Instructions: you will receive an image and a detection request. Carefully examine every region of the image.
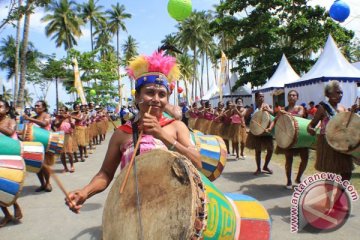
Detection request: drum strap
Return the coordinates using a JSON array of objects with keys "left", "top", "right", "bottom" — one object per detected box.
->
[{"left": 131, "top": 121, "right": 144, "bottom": 240}]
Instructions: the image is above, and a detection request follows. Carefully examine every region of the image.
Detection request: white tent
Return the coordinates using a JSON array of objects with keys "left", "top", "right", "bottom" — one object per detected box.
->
[
  {"left": 284, "top": 35, "right": 360, "bottom": 107},
  {"left": 253, "top": 54, "right": 300, "bottom": 106},
  {"left": 209, "top": 73, "right": 252, "bottom": 107},
  {"left": 353, "top": 62, "right": 360, "bottom": 71}
]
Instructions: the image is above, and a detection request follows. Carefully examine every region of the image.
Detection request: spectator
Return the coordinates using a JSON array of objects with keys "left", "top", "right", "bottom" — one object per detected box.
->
[{"left": 307, "top": 101, "right": 317, "bottom": 119}]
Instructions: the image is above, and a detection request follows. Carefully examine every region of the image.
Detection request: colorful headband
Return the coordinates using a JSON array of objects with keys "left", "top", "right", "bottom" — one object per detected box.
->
[{"left": 126, "top": 51, "right": 180, "bottom": 92}]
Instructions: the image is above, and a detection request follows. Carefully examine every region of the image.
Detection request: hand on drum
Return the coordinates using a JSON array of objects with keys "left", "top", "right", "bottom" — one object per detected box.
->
[
  {"left": 307, "top": 127, "right": 316, "bottom": 136},
  {"left": 138, "top": 112, "right": 163, "bottom": 139},
  {"left": 65, "top": 190, "right": 88, "bottom": 214}
]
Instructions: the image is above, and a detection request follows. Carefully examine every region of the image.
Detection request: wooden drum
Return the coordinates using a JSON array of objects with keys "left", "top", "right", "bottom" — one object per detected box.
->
[
  {"left": 326, "top": 112, "right": 360, "bottom": 158},
  {"left": 250, "top": 111, "right": 274, "bottom": 136},
  {"left": 102, "top": 149, "right": 271, "bottom": 240},
  {"left": 275, "top": 114, "right": 317, "bottom": 149},
  {"left": 0, "top": 156, "right": 26, "bottom": 207}
]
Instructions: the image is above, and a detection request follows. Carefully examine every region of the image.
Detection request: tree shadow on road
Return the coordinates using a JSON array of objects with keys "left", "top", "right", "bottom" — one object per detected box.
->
[
  {"left": 220, "top": 170, "right": 272, "bottom": 184},
  {"left": 70, "top": 225, "right": 102, "bottom": 240}
]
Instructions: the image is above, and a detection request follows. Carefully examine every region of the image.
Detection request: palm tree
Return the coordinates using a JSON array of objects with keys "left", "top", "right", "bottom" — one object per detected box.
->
[
  {"left": 42, "top": 0, "right": 83, "bottom": 50},
  {"left": 160, "top": 34, "right": 181, "bottom": 57},
  {"left": 17, "top": 0, "right": 33, "bottom": 108},
  {"left": 106, "top": 3, "right": 131, "bottom": 107},
  {"left": 23, "top": 88, "right": 33, "bottom": 106},
  {"left": 0, "top": 36, "right": 16, "bottom": 81},
  {"left": 178, "top": 54, "right": 194, "bottom": 104},
  {"left": 177, "top": 11, "right": 209, "bottom": 100},
  {"left": 14, "top": 0, "right": 23, "bottom": 105},
  {"left": 78, "top": 0, "right": 106, "bottom": 51},
  {"left": 1, "top": 86, "right": 13, "bottom": 102},
  {"left": 94, "top": 21, "right": 114, "bottom": 60},
  {"left": 122, "top": 35, "right": 138, "bottom": 90}
]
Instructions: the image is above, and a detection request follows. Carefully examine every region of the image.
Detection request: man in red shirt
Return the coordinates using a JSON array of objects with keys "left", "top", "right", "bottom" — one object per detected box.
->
[{"left": 307, "top": 101, "right": 317, "bottom": 119}]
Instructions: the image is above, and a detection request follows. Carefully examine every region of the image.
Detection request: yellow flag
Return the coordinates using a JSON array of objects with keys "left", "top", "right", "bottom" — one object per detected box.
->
[
  {"left": 72, "top": 58, "right": 87, "bottom": 105},
  {"left": 219, "top": 51, "right": 228, "bottom": 102}
]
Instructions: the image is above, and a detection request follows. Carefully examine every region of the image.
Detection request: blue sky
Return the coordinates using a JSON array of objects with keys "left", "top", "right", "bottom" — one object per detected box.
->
[{"left": 0, "top": 0, "right": 359, "bottom": 109}]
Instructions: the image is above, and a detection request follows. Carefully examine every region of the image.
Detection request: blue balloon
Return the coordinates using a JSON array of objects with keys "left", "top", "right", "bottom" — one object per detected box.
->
[{"left": 329, "top": 0, "right": 350, "bottom": 23}]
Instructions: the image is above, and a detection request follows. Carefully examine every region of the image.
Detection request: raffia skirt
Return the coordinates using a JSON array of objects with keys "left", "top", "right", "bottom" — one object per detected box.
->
[
  {"left": 275, "top": 146, "right": 309, "bottom": 156},
  {"left": 194, "top": 118, "right": 204, "bottom": 132},
  {"left": 44, "top": 152, "right": 55, "bottom": 166},
  {"left": 221, "top": 124, "right": 232, "bottom": 140},
  {"left": 84, "top": 126, "right": 89, "bottom": 146},
  {"left": 75, "top": 126, "right": 87, "bottom": 147},
  {"left": 208, "top": 121, "right": 223, "bottom": 136},
  {"left": 228, "top": 124, "right": 247, "bottom": 143},
  {"left": 188, "top": 117, "right": 197, "bottom": 129},
  {"left": 62, "top": 133, "right": 74, "bottom": 154},
  {"left": 246, "top": 132, "right": 273, "bottom": 151},
  {"left": 200, "top": 119, "right": 212, "bottom": 134},
  {"left": 315, "top": 134, "right": 354, "bottom": 174}
]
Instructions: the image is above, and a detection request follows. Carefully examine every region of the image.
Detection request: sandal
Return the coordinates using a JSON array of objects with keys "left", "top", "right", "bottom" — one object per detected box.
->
[{"left": 262, "top": 168, "right": 273, "bottom": 174}]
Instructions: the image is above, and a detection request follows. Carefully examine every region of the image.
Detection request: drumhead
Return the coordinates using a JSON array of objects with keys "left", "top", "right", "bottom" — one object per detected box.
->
[
  {"left": 275, "top": 114, "right": 296, "bottom": 149},
  {"left": 326, "top": 112, "right": 360, "bottom": 153},
  {"left": 250, "top": 111, "right": 271, "bottom": 136},
  {"left": 103, "top": 149, "right": 204, "bottom": 240}
]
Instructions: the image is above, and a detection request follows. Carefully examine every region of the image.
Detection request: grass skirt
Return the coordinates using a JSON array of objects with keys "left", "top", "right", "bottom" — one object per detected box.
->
[
  {"left": 44, "top": 152, "right": 55, "bottom": 166},
  {"left": 188, "top": 118, "right": 197, "bottom": 129},
  {"left": 209, "top": 122, "right": 223, "bottom": 136},
  {"left": 315, "top": 134, "right": 354, "bottom": 174},
  {"left": 275, "top": 146, "right": 308, "bottom": 156},
  {"left": 221, "top": 124, "right": 232, "bottom": 140},
  {"left": 62, "top": 133, "right": 74, "bottom": 153},
  {"left": 74, "top": 126, "right": 87, "bottom": 147},
  {"left": 194, "top": 118, "right": 204, "bottom": 131},
  {"left": 229, "top": 124, "right": 247, "bottom": 143},
  {"left": 246, "top": 132, "right": 273, "bottom": 151},
  {"left": 199, "top": 119, "right": 212, "bottom": 134}
]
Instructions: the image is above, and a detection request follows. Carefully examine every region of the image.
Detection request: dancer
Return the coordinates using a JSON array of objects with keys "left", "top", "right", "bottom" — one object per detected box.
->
[
  {"left": 0, "top": 100, "right": 23, "bottom": 227},
  {"left": 54, "top": 106, "right": 75, "bottom": 173},
  {"left": 65, "top": 51, "right": 201, "bottom": 213}
]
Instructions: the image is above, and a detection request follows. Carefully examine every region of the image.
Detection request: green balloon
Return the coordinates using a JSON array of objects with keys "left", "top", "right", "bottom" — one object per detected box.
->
[
  {"left": 90, "top": 89, "right": 96, "bottom": 96},
  {"left": 167, "top": 0, "right": 192, "bottom": 21}
]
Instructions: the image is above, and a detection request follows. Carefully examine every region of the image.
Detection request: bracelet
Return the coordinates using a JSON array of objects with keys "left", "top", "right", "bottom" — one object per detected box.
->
[{"left": 169, "top": 140, "right": 177, "bottom": 150}]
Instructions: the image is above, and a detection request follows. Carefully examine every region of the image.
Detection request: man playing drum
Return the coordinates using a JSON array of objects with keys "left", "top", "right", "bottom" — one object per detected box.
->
[
  {"left": 268, "top": 90, "right": 309, "bottom": 189},
  {"left": 307, "top": 80, "right": 358, "bottom": 181},
  {"left": 65, "top": 51, "right": 201, "bottom": 214},
  {"left": 246, "top": 92, "right": 274, "bottom": 175}
]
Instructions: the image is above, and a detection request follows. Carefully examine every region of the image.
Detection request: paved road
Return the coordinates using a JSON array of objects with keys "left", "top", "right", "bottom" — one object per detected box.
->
[{"left": 1, "top": 132, "right": 359, "bottom": 239}]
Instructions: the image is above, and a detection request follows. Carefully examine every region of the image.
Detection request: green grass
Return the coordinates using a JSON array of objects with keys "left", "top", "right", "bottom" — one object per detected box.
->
[{"left": 244, "top": 148, "right": 360, "bottom": 190}]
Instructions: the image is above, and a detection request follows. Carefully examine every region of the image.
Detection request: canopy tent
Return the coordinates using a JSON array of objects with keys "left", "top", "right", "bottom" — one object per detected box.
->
[
  {"left": 253, "top": 54, "right": 300, "bottom": 106},
  {"left": 353, "top": 62, "right": 360, "bottom": 70},
  {"left": 209, "top": 73, "right": 252, "bottom": 107},
  {"left": 285, "top": 35, "right": 360, "bottom": 107}
]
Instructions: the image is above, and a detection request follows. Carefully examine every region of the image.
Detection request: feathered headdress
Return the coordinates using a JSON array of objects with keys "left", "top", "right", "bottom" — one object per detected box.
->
[{"left": 126, "top": 51, "right": 180, "bottom": 92}]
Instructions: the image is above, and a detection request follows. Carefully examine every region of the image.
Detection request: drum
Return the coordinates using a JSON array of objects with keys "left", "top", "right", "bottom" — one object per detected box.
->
[
  {"left": 102, "top": 149, "right": 271, "bottom": 240},
  {"left": 190, "top": 131, "right": 227, "bottom": 181},
  {"left": 23, "top": 124, "right": 64, "bottom": 154},
  {"left": 326, "top": 112, "right": 360, "bottom": 158},
  {"left": 250, "top": 111, "right": 274, "bottom": 136},
  {"left": 0, "top": 134, "right": 45, "bottom": 173},
  {"left": 225, "top": 193, "right": 271, "bottom": 240},
  {"left": 0, "top": 156, "right": 26, "bottom": 207},
  {"left": 275, "top": 114, "right": 317, "bottom": 149}
]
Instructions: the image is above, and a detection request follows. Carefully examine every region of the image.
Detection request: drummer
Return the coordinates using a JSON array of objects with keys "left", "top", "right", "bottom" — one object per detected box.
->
[
  {"left": 65, "top": 51, "right": 202, "bottom": 213},
  {"left": 268, "top": 90, "right": 309, "bottom": 189},
  {"left": 307, "top": 80, "right": 357, "bottom": 181},
  {"left": 22, "top": 100, "right": 54, "bottom": 192},
  {"left": 0, "top": 100, "right": 23, "bottom": 227},
  {"left": 246, "top": 92, "right": 274, "bottom": 175}
]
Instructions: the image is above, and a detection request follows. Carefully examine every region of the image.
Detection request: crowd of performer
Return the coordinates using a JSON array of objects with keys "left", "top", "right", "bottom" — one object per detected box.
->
[
  {"left": 0, "top": 99, "right": 110, "bottom": 227},
  {"left": 185, "top": 80, "right": 359, "bottom": 189}
]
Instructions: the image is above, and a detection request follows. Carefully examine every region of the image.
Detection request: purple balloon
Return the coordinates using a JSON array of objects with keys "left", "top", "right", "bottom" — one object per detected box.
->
[{"left": 329, "top": 0, "right": 350, "bottom": 22}]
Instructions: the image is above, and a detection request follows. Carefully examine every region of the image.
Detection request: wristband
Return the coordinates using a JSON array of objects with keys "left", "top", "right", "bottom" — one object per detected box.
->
[{"left": 169, "top": 140, "right": 177, "bottom": 150}]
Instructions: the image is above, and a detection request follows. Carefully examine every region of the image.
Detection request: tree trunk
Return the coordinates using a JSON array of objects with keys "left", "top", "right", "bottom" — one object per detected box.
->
[
  {"left": 206, "top": 52, "right": 210, "bottom": 91},
  {"left": 90, "top": 21, "right": 93, "bottom": 51},
  {"left": 55, "top": 77, "right": 59, "bottom": 111},
  {"left": 193, "top": 46, "right": 197, "bottom": 101},
  {"left": 17, "top": 0, "right": 33, "bottom": 108},
  {"left": 200, "top": 53, "right": 204, "bottom": 97},
  {"left": 116, "top": 29, "right": 123, "bottom": 108},
  {"left": 14, "top": 0, "right": 23, "bottom": 106}
]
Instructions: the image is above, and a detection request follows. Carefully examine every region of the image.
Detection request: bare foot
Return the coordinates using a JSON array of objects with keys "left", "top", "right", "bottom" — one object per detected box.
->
[
  {"left": 44, "top": 184, "right": 52, "bottom": 192},
  {"left": 69, "top": 167, "right": 75, "bottom": 173},
  {"left": 14, "top": 206, "right": 23, "bottom": 220},
  {"left": 0, "top": 215, "right": 12, "bottom": 228},
  {"left": 254, "top": 170, "right": 262, "bottom": 175},
  {"left": 262, "top": 168, "right": 273, "bottom": 174}
]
